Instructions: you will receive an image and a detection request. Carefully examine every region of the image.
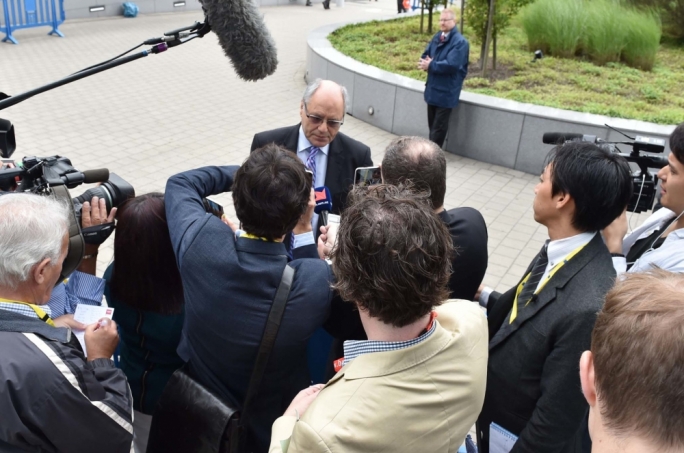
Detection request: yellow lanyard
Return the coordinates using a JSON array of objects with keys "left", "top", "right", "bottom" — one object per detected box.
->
[
  {"left": 240, "top": 232, "right": 283, "bottom": 243},
  {"left": 510, "top": 243, "right": 587, "bottom": 324},
  {"left": 0, "top": 298, "right": 55, "bottom": 326}
]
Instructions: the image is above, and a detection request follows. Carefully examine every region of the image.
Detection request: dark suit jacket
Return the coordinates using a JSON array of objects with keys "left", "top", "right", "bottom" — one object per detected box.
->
[
  {"left": 251, "top": 124, "right": 373, "bottom": 216},
  {"left": 478, "top": 233, "right": 615, "bottom": 453},
  {"left": 165, "top": 166, "right": 334, "bottom": 453},
  {"left": 439, "top": 207, "right": 488, "bottom": 300}
]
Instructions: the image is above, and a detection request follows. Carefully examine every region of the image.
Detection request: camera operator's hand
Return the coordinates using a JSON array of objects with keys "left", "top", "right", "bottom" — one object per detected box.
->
[
  {"left": 53, "top": 314, "right": 87, "bottom": 331},
  {"left": 81, "top": 196, "right": 117, "bottom": 230},
  {"left": 293, "top": 188, "right": 315, "bottom": 235},
  {"left": 602, "top": 209, "right": 628, "bottom": 254},
  {"left": 77, "top": 196, "right": 117, "bottom": 275},
  {"left": 84, "top": 318, "right": 119, "bottom": 361}
]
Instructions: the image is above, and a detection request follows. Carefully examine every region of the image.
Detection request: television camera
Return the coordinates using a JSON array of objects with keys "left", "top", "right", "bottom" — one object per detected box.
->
[
  {"left": 543, "top": 126, "right": 668, "bottom": 213},
  {"left": 0, "top": 118, "right": 135, "bottom": 280}
]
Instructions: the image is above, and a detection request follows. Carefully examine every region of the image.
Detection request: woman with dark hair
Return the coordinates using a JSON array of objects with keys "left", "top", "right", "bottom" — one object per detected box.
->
[{"left": 103, "top": 192, "right": 185, "bottom": 453}]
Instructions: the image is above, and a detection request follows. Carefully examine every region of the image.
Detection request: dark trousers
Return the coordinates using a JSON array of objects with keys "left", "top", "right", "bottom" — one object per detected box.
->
[
  {"left": 427, "top": 104, "right": 452, "bottom": 148},
  {"left": 397, "top": 0, "right": 406, "bottom": 12}
]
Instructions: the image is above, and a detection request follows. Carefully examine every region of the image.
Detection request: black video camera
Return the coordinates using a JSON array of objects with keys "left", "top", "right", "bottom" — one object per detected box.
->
[
  {"left": 542, "top": 128, "right": 668, "bottom": 213},
  {"left": 0, "top": 118, "right": 135, "bottom": 280}
]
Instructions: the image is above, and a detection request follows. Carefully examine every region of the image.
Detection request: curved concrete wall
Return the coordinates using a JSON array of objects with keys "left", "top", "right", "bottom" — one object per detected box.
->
[{"left": 306, "top": 20, "right": 677, "bottom": 174}]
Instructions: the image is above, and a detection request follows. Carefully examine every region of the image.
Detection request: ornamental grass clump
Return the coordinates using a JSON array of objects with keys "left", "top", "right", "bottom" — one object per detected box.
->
[
  {"left": 520, "top": 0, "right": 662, "bottom": 70},
  {"left": 521, "top": 0, "right": 585, "bottom": 57}
]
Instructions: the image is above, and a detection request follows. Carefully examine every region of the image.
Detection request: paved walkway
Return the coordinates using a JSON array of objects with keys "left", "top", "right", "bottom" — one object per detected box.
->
[{"left": 0, "top": 4, "right": 646, "bottom": 291}]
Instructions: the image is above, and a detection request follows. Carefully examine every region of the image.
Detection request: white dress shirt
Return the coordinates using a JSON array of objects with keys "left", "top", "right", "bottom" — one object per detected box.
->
[
  {"left": 613, "top": 208, "right": 684, "bottom": 275},
  {"left": 297, "top": 126, "right": 330, "bottom": 232}
]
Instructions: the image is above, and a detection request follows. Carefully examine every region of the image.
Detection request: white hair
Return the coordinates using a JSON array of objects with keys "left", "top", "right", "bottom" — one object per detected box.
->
[
  {"left": 302, "top": 79, "right": 349, "bottom": 114},
  {"left": 0, "top": 194, "right": 69, "bottom": 289}
]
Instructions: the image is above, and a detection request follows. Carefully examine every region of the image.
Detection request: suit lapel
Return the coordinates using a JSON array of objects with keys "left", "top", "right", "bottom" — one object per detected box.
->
[
  {"left": 489, "top": 234, "right": 604, "bottom": 350},
  {"left": 324, "top": 137, "right": 344, "bottom": 191},
  {"left": 284, "top": 124, "right": 301, "bottom": 153}
]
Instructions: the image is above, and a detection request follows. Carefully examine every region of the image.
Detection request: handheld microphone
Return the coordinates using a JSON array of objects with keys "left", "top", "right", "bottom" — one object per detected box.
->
[
  {"left": 199, "top": 0, "right": 278, "bottom": 81},
  {"left": 314, "top": 186, "right": 333, "bottom": 226}
]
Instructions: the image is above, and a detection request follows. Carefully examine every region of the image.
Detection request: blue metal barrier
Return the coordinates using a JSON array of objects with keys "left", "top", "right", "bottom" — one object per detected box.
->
[{"left": 1, "top": 0, "right": 65, "bottom": 45}]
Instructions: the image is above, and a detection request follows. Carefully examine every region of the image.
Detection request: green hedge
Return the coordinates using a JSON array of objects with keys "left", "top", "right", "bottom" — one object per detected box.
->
[{"left": 521, "top": 0, "right": 661, "bottom": 70}]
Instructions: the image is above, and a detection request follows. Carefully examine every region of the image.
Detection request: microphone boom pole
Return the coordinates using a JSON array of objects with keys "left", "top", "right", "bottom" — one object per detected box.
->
[
  {"left": 0, "top": 18, "right": 210, "bottom": 113},
  {"left": 0, "top": 44, "right": 168, "bottom": 112}
]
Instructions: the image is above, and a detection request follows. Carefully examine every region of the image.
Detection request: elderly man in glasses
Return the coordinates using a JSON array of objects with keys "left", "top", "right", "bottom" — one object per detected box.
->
[{"left": 251, "top": 79, "right": 373, "bottom": 240}]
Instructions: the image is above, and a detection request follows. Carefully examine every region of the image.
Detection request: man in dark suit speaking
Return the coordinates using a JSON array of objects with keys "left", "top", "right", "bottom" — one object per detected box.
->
[
  {"left": 476, "top": 142, "right": 633, "bottom": 453},
  {"left": 381, "top": 136, "right": 488, "bottom": 300},
  {"left": 251, "top": 79, "right": 373, "bottom": 226}
]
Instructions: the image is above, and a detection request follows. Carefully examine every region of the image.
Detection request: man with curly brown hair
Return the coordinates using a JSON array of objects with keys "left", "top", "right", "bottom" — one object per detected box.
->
[{"left": 268, "top": 184, "right": 488, "bottom": 453}]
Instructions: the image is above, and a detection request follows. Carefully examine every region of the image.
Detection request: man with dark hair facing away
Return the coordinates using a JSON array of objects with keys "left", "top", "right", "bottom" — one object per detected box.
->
[
  {"left": 381, "top": 135, "right": 488, "bottom": 300},
  {"left": 603, "top": 121, "right": 684, "bottom": 274},
  {"left": 476, "top": 142, "right": 634, "bottom": 453},
  {"left": 579, "top": 270, "right": 684, "bottom": 453},
  {"left": 164, "top": 144, "right": 333, "bottom": 452},
  {"left": 269, "top": 184, "right": 488, "bottom": 453}
]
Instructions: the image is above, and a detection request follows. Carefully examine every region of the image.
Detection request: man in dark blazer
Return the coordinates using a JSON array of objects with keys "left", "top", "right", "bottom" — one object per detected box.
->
[
  {"left": 251, "top": 79, "right": 373, "bottom": 227},
  {"left": 476, "top": 142, "right": 634, "bottom": 453},
  {"left": 418, "top": 9, "right": 469, "bottom": 148},
  {"left": 165, "top": 144, "right": 333, "bottom": 453},
  {"left": 320, "top": 135, "right": 488, "bottom": 381},
  {"left": 381, "top": 136, "right": 488, "bottom": 300}
]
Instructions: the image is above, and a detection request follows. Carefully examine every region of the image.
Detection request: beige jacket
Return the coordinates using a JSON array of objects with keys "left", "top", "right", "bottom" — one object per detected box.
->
[{"left": 269, "top": 300, "right": 488, "bottom": 453}]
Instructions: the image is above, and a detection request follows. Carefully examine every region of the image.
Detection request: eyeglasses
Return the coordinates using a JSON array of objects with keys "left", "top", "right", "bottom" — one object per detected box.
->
[
  {"left": 303, "top": 103, "right": 344, "bottom": 129},
  {"left": 439, "top": 18, "right": 454, "bottom": 22}
]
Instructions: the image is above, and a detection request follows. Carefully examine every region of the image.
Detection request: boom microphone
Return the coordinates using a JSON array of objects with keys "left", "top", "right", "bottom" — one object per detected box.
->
[
  {"left": 314, "top": 186, "right": 333, "bottom": 226},
  {"left": 199, "top": 0, "right": 278, "bottom": 81}
]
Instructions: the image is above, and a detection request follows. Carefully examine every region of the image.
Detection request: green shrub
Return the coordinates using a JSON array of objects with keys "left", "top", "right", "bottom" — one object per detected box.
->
[
  {"left": 621, "top": 9, "right": 662, "bottom": 70},
  {"left": 627, "top": 0, "right": 684, "bottom": 41},
  {"left": 520, "top": 0, "right": 662, "bottom": 70},
  {"left": 584, "top": 0, "right": 629, "bottom": 65},
  {"left": 520, "top": 0, "right": 585, "bottom": 57}
]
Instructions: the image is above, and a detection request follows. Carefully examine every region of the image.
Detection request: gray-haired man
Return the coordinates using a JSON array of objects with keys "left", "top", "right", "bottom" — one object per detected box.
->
[
  {"left": 0, "top": 193, "right": 133, "bottom": 453},
  {"left": 251, "top": 79, "right": 373, "bottom": 232}
]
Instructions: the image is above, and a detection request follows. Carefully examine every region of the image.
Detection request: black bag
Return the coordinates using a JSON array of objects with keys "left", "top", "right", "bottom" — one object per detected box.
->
[{"left": 146, "top": 265, "right": 296, "bottom": 453}]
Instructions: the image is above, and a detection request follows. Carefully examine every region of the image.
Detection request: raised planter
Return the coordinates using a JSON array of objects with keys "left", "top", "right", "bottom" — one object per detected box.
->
[{"left": 306, "top": 19, "right": 677, "bottom": 174}]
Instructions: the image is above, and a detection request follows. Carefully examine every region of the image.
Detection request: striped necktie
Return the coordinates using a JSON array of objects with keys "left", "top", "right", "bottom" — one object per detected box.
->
[
  {"left": 306, "top": 146, "right": 320, "bottom": 184},
  {"left": 516, "top": 243, "right": 549, "bottom": 309}
]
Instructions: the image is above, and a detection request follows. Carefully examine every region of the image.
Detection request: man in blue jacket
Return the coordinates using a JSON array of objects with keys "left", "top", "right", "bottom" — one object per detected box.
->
[
  {"left": 165, "top": 144, "right": 333, "bottom": 453},
  {"left": 418, "top": 9, "right": 469, "bottom": 148}
]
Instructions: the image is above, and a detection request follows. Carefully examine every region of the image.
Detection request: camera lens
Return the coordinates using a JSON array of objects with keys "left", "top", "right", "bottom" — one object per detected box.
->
[{"left": 72, "top": 173, "right": 135, "bottom": 219}]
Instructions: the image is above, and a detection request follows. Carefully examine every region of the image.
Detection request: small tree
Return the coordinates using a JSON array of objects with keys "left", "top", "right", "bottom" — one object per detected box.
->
[
  {"left": 465, "top": 0, "right": 534, "bottom": 69},
  {"left": 420, "top": 0, "right": 438, "bottom": 34}
]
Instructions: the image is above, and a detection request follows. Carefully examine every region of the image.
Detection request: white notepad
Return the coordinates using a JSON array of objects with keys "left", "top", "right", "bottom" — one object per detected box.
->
[
  {"left": 73, "top": 304, "right": 114, "bottom": 357},
  {"left": 490, "top": 422, "right": 518, "bottom": 453}
]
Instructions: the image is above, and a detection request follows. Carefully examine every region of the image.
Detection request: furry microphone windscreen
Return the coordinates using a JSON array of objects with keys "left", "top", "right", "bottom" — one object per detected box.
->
[{"left": 201, "top": 0, "right": 279, "bottom": 81}]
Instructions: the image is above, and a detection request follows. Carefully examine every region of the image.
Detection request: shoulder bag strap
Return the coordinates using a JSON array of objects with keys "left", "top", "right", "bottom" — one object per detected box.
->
[{"left": 240, "top": 264, "right": 295, "bottom": 423}]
